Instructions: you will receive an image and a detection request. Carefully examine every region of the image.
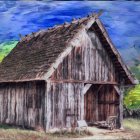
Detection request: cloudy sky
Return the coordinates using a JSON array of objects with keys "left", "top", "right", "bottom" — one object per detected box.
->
[{"left": 0, "top": 1, "right": 140, "bottom": 63}]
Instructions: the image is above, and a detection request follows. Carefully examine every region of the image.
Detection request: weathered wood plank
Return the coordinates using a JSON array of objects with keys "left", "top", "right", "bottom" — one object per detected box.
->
[{"left": 0, "top": 81, "right": 45, "bottom": 129}]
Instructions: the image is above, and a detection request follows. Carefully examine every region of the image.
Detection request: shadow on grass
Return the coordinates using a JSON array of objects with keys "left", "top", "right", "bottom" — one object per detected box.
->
[{"left": 0, "top": 124, "right": 34, "bottom": 131}]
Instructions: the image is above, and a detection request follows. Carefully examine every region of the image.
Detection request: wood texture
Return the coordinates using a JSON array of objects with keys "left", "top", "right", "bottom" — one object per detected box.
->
[
  {"left": 98, "top": 85, "right": 119, "bottom": 123},
  {"left": 50, "top": 30, "right": 118, "bottom": 83},
  {"left": 45, "top": 82, "right": 84, "bottom": 130},
  {"left": 0, "top": 18, "right": 129, "bottom": 131},
  {"left": 0, "top": 81, "right": 45, "bottom": 129},
  {"left": 45, "top": 27, "right": 122, "bottom": 129}
]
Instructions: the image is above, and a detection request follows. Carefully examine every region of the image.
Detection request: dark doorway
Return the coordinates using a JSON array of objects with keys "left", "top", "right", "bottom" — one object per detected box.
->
[{"left": 84, "top": 84, "right": 119, "bottom": 124}]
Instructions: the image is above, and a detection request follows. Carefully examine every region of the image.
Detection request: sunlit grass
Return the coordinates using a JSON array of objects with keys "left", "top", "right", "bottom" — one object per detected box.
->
[
  {"left": 123, "top": 118, "right": 140, "bottom": 131},
  {"left": 0, "top": 124, "right": 92, "bottom": 140},
  {"left": 0, "top": 119, "right": 139, "bottom": 140},
  {"left": 0, "top": 125, "right": 54, "bottom": 140}
]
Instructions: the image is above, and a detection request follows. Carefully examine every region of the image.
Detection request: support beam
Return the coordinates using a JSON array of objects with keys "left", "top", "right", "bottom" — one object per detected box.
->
[
  {"left": 113, "top": 85, "right": 120, "bottom": 96},
  {"left": 82, "top": 84, "right": 92, "bottom": 95},
  {"left": 119, "top": 85, "right": 124, "bottom": 129},
  {"left": 119, "top": 88, "right": 123, "bottom": 129},
  {"left": 114, "top": 85, "right": 124, "bottom": 129},
  {"left": 51, "top": 79, "right": 118, "bottom": 85}
]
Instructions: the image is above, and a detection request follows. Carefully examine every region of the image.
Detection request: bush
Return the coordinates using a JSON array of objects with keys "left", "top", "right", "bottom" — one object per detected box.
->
[{"left": 124, "top": 84, "right": 140, "bottom": 109}]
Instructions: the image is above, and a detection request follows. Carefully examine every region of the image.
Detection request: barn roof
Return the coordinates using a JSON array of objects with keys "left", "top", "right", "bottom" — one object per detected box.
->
[{"left": 0, "top": 13, "right": 137, "bottom": 84}]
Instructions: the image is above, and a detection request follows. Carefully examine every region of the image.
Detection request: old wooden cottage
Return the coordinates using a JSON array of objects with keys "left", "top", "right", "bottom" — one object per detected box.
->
[{"left": 0, "top": 13, "right": 137, "bottom": 131}]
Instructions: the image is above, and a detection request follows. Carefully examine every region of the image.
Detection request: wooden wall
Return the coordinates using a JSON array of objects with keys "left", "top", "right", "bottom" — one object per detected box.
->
[
  {"left": 45, "top": 82, "right": 84, "bottom": 130},
  {"left": 46, "top": 28, "right": 121, "bottom": 130},
  {"left": 0, "top": 81, "right": 45, "bottom": 129},
  {"left": 45, "top": 82, "right": 120, "bottom": 130},
  {"left": 0, "top": 29, "right": 122, "bottom": 130},
  {"left": 50, "top": 30, "right": 118, "bottom": 83}
]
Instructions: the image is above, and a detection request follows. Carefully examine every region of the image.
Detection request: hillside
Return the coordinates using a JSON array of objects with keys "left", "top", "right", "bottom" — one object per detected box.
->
[{"left": 0, "top": 41, "right": 18, "bottom": 62}]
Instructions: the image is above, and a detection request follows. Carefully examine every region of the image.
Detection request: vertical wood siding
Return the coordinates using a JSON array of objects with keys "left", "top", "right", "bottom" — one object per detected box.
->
[
  {"left": 50, "top": 30, "right": 117, "bottom": 82},
  {"left": 45, "top": 83, "right": 120, "bottom": 130},
  {"left": 46, "top": 29, "right": 121, "bottom": 129},
  {"left": 45, "top": 82, "right": 84, "bottom": 130},
  {"left": 84, "top": 84, "right": 119, "bottom": 124},
  {"left": 0, "top": 29, "right": 122, "bottom": 130},
  {"left": 98, "top": 85, "right": 119, "bottom": 121},
  {"left": 0, "top": 81, "right": 45, "bottom": 129}
]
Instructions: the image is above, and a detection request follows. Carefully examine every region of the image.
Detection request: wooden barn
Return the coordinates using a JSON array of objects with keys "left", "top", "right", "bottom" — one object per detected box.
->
[{"left": 0, "top": 13, "right": 137, "bottom": 131}]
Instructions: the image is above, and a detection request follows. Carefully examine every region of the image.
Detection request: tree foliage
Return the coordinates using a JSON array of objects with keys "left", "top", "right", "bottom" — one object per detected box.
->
[
  {"left": 124, "top": 60, "right": 140, "bottom": 110},
  {"left": 124, "top": 85, "right": 140, "bottom": 109}
]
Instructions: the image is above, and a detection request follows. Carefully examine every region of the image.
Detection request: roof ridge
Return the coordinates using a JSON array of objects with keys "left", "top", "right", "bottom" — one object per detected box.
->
[
  {"left": 0, "top": 12, "right": 111, "bottom": 83},
  {"left": 19, "top": 12, "right": 98, "bottom": 43}
]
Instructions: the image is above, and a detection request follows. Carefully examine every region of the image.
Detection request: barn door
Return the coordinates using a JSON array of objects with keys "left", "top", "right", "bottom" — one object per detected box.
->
[{"left": 84, "top": 85, "right": 97, "bottom": 122}]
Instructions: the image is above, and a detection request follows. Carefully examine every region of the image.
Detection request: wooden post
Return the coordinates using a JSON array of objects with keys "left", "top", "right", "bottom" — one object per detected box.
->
[{"left": 119, "top": 81, "right": 124, "bottom": 129}]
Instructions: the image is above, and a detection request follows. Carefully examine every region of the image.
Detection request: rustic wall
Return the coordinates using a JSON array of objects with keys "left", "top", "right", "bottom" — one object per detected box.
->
[
  {"left": 0, "top": 29, "right": 121, "bottom": 130},
  {"left": 45, "top": 28, "right": 121, "bottom": 130},
  {"left": 50, "top": 29, "right": 118, "bottom": 83},
  {"left": 0, "top": 81, "right": 45, "bottom": 129},
  {"left": 45, "top": 82, "right": 120, "bottom": 130},
  {"left": 45, "top": 82, "right": 84, "bottom": 130}
]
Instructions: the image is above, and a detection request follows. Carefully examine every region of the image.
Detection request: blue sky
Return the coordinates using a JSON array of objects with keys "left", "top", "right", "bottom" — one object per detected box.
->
[{"left": 0, "top": 1, "right": 140, "bottom": 63}]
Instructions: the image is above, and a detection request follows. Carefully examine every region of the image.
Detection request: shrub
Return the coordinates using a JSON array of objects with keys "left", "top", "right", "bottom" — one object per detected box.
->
[{"left": 124, "top": 84, "right": 140, "bottom": 109}]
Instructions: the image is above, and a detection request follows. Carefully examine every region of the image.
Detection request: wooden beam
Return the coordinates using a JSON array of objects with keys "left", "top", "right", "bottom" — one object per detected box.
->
[
  {"left": 113, "top": 85, "right": 120, "bottom": 95},
  {"left": 82, "top": 84, "right": 92, "bottom": 95},
  {"left": 119, "top": 79, "right": 124, "bottom": 129},
  {"left": 50, "top": 79, "right": 118, "bottom": 85},
  {"left": 114, "top": 85, "right": 124, "bottom": 129},
  {"left": 98, "top": 101, "right": 119, "bottom": 105},
  {"left": 119, "top": 88, "right": 124, "bottom": 129}
]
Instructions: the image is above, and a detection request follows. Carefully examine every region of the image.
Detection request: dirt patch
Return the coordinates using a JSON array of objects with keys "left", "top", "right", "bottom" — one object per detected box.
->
[{"left": 74, "top": 127, "right": 140, "bottom": 140}]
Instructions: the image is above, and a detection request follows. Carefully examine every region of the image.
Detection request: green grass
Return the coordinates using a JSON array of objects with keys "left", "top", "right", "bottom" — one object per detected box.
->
[
  {"left": 123, "top": 118, "right": 140, "bottom": 131},
  {"left": 0, "top": 119, "right": 139, "bottom": 140},
  {"left": 0, "top": 124, "right": 92, "bottom": 140},
  {"left": 0, "top": 125, "right": 48, "bottom": 140}
]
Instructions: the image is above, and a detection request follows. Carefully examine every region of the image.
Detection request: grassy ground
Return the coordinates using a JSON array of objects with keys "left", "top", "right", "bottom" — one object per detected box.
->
[
  {"left": 123, "top": 118, "right": 140, "bottom": 131},
  {"left": 0, "top": 125, "right": 92, "bottom": 140},
  {"left": 0, "top": 118, "right": 139, "bottom": 140},
  {"left": 122, "top": 118, "right": 140, "bottom": 139}
]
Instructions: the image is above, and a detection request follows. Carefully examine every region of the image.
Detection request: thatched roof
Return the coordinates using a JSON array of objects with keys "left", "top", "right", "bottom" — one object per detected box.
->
[{"left": 0, "top": 13, "right": 137, "bottom": 84}]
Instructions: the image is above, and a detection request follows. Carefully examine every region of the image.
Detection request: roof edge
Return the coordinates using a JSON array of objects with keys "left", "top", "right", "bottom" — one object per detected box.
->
[
  {"left": 42, "top": 17, "right": 97, "bottom": 81},
  {"left": 95, "top": 18, "right": 137, "bottom": 85}
]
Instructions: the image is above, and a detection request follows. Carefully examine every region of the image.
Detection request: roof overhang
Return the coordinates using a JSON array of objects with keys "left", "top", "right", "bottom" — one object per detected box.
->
[{"left": 90, "top": 18, "right": 137, "bottom": 85}]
